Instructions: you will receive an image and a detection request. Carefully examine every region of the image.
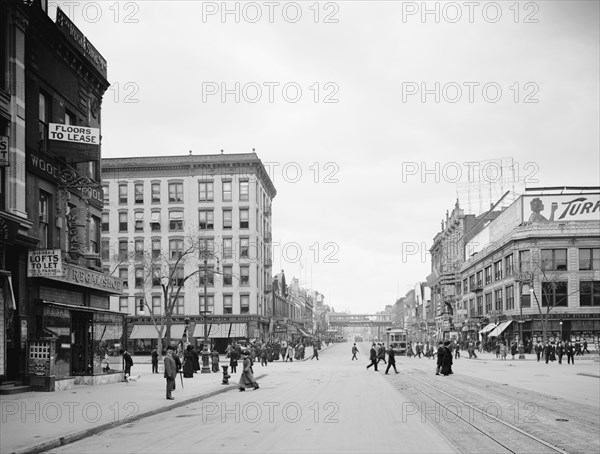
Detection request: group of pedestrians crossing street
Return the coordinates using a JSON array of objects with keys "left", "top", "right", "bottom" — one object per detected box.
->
[
  {"left": 533, "top": 339, "right": 590, "bottom": 364},
  {"left": 361, "top": 341, "right": 454, "bottom": 376}
]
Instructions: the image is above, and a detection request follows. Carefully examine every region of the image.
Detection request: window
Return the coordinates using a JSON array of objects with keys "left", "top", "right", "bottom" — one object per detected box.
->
[
  {"left": 173, "top": 296, "right": 184, "bottom": 315},
  {"left": 199, "top": 295, "right": 214, "bottom": 314},
  {"left": 469, "top": 275, "right": 475, "bottom": 292},
  {"left": 476, "top": 295, "right": 483, "bottom": 315},
  {"left": 520, "top": 283, "right": 531, "bottom": 308},
  {"left": 223, "top": 294, "right": 233, "bottom": 314},
  {"left": 152, "top": 295, "right": 162, "bottom": 313},
  {"left": 169, "top": 239, "right": 183, "bottom": 259},
  {"left": 198, "top": 181, "right": 214, "bottom": 201},
  {"left": 485, "top": 293, "right": 492, "bottom": 313},
  {"left": 239, "top": 181, "right": 249, "bottom": 201},
  {"left": 89, "top": 216, "right": 100, "bottom": 253},
  {"left": 119, "top": 184, "right": 128, "bottom": 204},
  {"left": 240, "top": 294, "right": 250, "bottom": 313},
  {"left": 169, "top": 210, "right": 184, "bottom": 231},
  {"left": 199, "top": 237, "right": 215, "bottom": 257},
  {"left": 505, "top": 285, "right": 514, "bottom": 310},
  {"left": 151, "top": 183, "right": 160, "bottom": 203},
  {"left": 542, "top": 281, "right": 568, "bottom": 307},
  {"left": 39, "top": 93, "right": 50, "bottom": 152},
  {"left": 118, "top": 240, "right": 128, "bottom": 260},
  {"left": 200, "top": 265, "right": 215, "bottom": 286},
  {"left": 39, "top": 191, "right": 50, "bottom": 249},
  {"left": 119, "top": 212, "right": 128, "bottom": 232},
  {"left": 223, "top": 238, "right": 233, "bottom": 259},
  {"left": 240, "top": 238, "right": 250, "bottom": 259},
  {"left": 134, "top": 239, "right": 144, "bottom": 260},
  {"left": 169, "top": 182, "right": 183, "bottom": 203},
  {"left": 102, "top": 185, "right": 109, "bottom": 204},
  {"left": 469, "top": 299, "right": 475, "bottom": 316},
  {"left": 199, "top": 210, "right": 214, "bottom": 230},
  {"left": 494, "top": 288, "right": 503, "bottom": 311},
  {"left": 519, "top": 250, "right": 530, "bottom": 272},
  {"left": 150, "top": 211, "right": 161, "bottom": 232},
  {"left": 223, "top": 265, "right": 232, "bottom": 286},
  {"left": 476, "top": 271, "right": 483, "bottom": 288},
  {"left": 119, "top": 268, "right": 129, "bottom": 289},
  {"left": 223, "top": 209, "right": 232, "bottom": 229},
  {"left": 580, "top": 281, "right": 600, "bottom": 306},
  {"left": 579, "top": 248, "right": 600, "bottom": 270},
  {"left": 101, "top": 213, "right": 109, "bottom": 232},
  {"left": 119, "top": 297, "right": 129, "bottom": 313},
  {"left": 134, "top": 183, "right": 144, "bottom": 204},
  {"left": 152, "top": 266, "right": 161, "bottom": 287},
  {"left": 240, "top": 265, "right": 249, "bottom": 285},
  {"left": 101, "top": 240, "right": 110, "bottom": 261},
  {"left": 505, "top": 254, "right": 514, "bottom": 277},
  {"left": 494, "top": 260, "right": 503, "bottom": 281},
  {"left": 135, "top": 268, "right": 144, "bottom": 288},
  {"left": 134, "top": 211, "right": 144, "bottom": 232},
  {"left": 152, "top": 238, "right": 161, "bottom": 259},
  {"left": 239, "top": 208, "right": 249, "bottom": 229},
  {"left": 170, "top": 266, "right": 184, "bottom": 287},
  {"left": 484, "top": 266, "right": 492, "bottom": 285},
  {"left": 541, "top": 249, "right": 567, "bottom": 271},
  {"left": 222, "top": 181, "right": 232, "bottom": 202}
]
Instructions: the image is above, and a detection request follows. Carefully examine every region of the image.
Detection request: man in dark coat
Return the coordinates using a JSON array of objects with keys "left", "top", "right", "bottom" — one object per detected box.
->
[
  {"left": 120, "top": 349, "right": 133, "bottom": 382},
  {"left": 565, "top": 341, "right": 575, "bottom": 364},
  {"left": 366, "top": 343, "right": 378, "bottom": 371},
  {"left": 164, "top": 346, "right": 177, "bottom": 400},
  {"left": 351, "top": 343, "right": 359, "bottom": 360},
  {"left": 385, "top": 347, "right": 398, "bottom": 374},
  {"left": 377, "top": 343, "right": 386, "bottom": 364},
  {"left": 440, "top": 341, "right": 453, "bottom": 376},
  {"left": 535, "top": 342, "right": 543, "bottom": 362},
  {"left": 151, "top": 348, "right": 159, "bottom": 374},
  {"left": 435, "top": 341, "right": 444, "bottom": 375}
]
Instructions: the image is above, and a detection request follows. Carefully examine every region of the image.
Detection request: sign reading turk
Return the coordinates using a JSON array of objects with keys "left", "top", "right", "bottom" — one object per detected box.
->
[{"left": 48, "top": 124, "right": 100, "bottom": 145}]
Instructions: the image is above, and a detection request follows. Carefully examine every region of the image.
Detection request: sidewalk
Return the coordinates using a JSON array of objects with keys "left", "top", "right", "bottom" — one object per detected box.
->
[{"left": 0, "top": 362, "right": 266, "bottom": 454}]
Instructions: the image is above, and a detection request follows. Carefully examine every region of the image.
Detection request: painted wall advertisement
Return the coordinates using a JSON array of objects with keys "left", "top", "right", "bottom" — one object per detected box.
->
[{"left": 524, "top": 194, "right": 600, "bottom": 223}]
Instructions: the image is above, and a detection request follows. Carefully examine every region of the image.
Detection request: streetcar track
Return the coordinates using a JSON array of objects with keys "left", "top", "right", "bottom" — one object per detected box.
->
[{"left": 401, "top": 372, "right": 569, "bottom": 454}]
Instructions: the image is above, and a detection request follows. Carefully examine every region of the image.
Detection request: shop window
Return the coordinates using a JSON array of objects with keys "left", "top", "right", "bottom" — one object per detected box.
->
[{"left": 199, "top": 181, "right": 214, "bottom": 201}]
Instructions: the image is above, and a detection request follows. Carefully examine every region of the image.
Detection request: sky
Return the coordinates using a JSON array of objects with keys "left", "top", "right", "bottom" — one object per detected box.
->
[{"left": 47, "top": 0, "right": 600, "bottom": 314}]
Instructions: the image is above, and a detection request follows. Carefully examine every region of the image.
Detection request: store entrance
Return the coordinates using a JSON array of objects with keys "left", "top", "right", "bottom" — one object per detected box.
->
[{"left": 71, "top": 312, "right": 93, "bottom": 375}]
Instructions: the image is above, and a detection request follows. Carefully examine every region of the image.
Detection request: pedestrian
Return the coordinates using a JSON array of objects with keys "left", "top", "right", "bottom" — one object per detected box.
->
[
  {"left": 164, "top": 346, "right": 177, "bottom": 400},
  {"left": 238, "top": 350, "right": 259, "bottom": 391},
  {"left": 120, "top": 349, "right": 133, "bottom": 382},
  {"left": 377, "top": 343, "right": 386, "bottom": 364},
  {"left": 407, "top": 343, "right": 414, "bottom": 358},
  {"left": 500, "top": 342, "right": 507, "bottom": 360},
  {"left": 575, "top": 340, "right": 582, "bottom": 356},
  {"left": 351, "top": 343, "right": 359, "bottom": 360},
  {"left": 435, "top": 341, "right": 444, "bottom": 375},
  {"left": 440, "top": 341, "right": 454, "bottom": 376},
  {"left": 310, "top": 343, "right": 319, "bottom": 360},
  {"left": 583, "top": 340, "right": 590, "bottom": 354},
  {"left": 385, "top": 346, "right": 398, "bottom": 374},
  {"left": 192, "top": 346, "right": 200, "bottom": 373},
  {"left": 454, "top": 341, "right": 460, "bottom": 360},
  {"left": 260, "top": 346, "right": 268, "bottom": 366},
  {"left": 183, "top": 345, "right": 195, "bottom": 378},
  {"left": 535, "top": 342, "right": 542, "bottom": 362},
  {"left": 286, "top": 344, "right": 294, "bottom": 362},
  {"left": 366, "top": 343, "right": 378, "bottom": 371},
  {"left": 511, "top": 341, "right": 518, "bottom": 360},
  {"left": 230, "top": 347, "right": 239, "bottom": 373},
  {"left": 556, "top": 341, "right": 564, "bottom": 364},
  {"left": 151, "top": 347, "right": 159, "bottom": 374},
  {"left": 565, "top": 341, "right": 575, "bottom": 364},
  {"left": 211, "top": 348, "right": 219, "bottom": 372}
]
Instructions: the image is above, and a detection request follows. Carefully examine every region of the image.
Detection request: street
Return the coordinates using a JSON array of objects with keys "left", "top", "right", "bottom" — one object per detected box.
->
[{"left": 47, "top": 343, "right": 599, "bottom": 454}]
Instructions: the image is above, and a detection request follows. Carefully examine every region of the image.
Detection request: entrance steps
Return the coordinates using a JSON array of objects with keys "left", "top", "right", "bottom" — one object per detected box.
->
[{"left": 0, "top": 380, "right": 33, "bottom": 395}]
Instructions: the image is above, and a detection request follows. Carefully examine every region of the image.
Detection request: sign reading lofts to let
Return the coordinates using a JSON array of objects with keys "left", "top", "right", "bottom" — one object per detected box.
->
[
  {"left": 48, "top": 123, "right": 100, "bottom": 145},
  {"left": 28, "top": 250, "right": 64, "bottom": 277}
]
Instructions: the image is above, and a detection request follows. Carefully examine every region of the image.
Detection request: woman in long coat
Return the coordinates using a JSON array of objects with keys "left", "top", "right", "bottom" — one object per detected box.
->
[
  {"left": 183, "top": 345, "right": 195, "bottom": 378},
  {"left": 211, "top": 349, "right": 220, "bottom": 372},
  {"left": 238, "top": 351, "right": 259, "bottom": 391},
  {"left": 440, "top": 341, "right": 454, "bottom": 376}
]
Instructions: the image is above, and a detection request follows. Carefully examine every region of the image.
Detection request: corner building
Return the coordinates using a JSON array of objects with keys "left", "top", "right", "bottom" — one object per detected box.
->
[{"left": 101, "top": 153, "right": 276, "bottom": 353}]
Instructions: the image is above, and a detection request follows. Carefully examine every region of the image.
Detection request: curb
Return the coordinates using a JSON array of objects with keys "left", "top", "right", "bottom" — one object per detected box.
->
[{"left": 10, "top": 373, "right": 268, "bottom": 454}]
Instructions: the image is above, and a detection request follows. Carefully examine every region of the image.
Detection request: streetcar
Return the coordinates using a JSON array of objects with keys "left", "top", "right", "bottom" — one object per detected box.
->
[{"left": 385, "top": 328, "right": 408, "bottom": 355}]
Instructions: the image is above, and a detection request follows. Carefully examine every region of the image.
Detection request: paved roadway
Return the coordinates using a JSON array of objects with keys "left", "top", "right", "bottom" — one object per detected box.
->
[{"left": 48, "top": 343, "right": 600, "bottom": 454}]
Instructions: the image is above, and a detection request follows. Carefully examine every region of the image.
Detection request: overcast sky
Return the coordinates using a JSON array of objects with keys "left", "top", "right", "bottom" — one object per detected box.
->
[{"left": 49, "top": 1, "right": 600, "bottom": 314}]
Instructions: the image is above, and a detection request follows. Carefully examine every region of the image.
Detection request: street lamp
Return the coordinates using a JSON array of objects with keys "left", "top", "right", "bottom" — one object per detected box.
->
[
  {"left": 184, "top": 316, "right": 190, "bottom": 345},
  {"left": 201, "top": 256, "right": 211, "bottom": 374}
]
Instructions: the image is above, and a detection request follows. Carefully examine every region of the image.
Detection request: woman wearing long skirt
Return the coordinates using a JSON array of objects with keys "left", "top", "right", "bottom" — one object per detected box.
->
[
  {"left": 238, "top": 351, "right": 259, "bottom": 391},
  {"left": 440, "top": 341, "right": 454, "bottom": 376}
]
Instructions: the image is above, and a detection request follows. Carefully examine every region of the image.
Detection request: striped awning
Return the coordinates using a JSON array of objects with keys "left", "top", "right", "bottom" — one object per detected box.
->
[
  {"left": 129, "top": 324, "right": 163, "bottom": 339},
  {"left": 194, "top": 323, "right": 247, "bottom": 339},
  {"left": 488, "top": 320, "right": 513, "bottom": 338},
  {"left": 478, "top": 323, "right": 497, "bottom": 334}
]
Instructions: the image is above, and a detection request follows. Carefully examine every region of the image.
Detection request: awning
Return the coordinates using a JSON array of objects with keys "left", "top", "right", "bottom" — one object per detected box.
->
[
  {"left": 129, "top": 324, "right": 163, "bottom": 340},
  {"left": 461, "top": 326, "right": 470, "bottom": 332},
  {"left": 170, "top": 324, "right": 190, "bottom": 339},
  {"left": 478, "top": 323, "right": 497, "bottom": 334},
  {"left": 194, "top": 323, "right": 247, "bottom": 339},
  {"left": 298, "top": 328, "right": 313, "bottom": 337},
  {"left": 40, "top": 300, "right": 124, "bottom": 316},
  {"left": 487, "top": 320, "right": 513, "bottom": 338}
]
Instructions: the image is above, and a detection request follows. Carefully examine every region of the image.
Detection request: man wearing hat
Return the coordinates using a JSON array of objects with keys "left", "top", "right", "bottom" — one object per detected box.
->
[{"left": 164, "top": 346, "right": 177, "bottom": 400}]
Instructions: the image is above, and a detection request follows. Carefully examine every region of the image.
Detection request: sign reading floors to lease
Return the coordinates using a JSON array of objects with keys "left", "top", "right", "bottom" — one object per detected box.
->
[{"left": 48, "top": 123, "right": 100, "bottom": 145}]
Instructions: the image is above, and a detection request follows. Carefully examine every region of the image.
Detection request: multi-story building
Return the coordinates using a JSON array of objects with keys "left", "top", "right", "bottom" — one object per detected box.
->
[
  {"left": 101, "top": 152, "right": 276, "bottom": 353},
  {"left": 1, "top": 2, "right": 120, "bottom": 391},
  {"left": 460, "top": 187, "right": 600, "bottom": 347}
]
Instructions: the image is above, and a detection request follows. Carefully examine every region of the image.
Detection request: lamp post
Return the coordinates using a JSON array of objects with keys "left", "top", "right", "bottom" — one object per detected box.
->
[
  {"left": 184, "top": 316, "right": 190, "bottom": 345},
  {"left": 201, "top": 256, "right": 211, "bottom": 374},
  {"left": 559, "top": 319, "right": 563, "bottom": 342}
]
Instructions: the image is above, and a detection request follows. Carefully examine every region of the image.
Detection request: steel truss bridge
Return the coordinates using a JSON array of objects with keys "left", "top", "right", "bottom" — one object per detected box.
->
[{"left": 328, "top": 313, "right": 393, "bottom": 328}]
